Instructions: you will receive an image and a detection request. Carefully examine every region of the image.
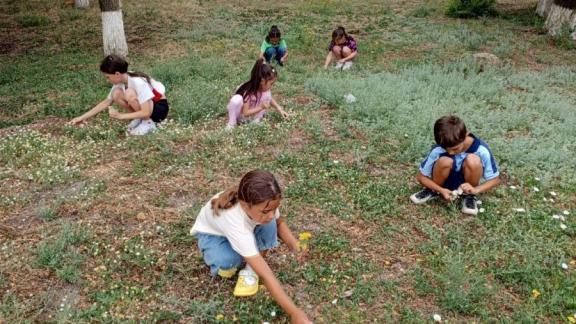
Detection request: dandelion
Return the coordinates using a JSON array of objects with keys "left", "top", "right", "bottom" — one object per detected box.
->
[
  {"left": 298, "top": 232, "right": 313, "bottom": 241},
  {"left": 216, "top": 314, "right": 224, "bottom": 321},
  {"left": 531, "top": 289, "right": 541, "bottom": 299}
]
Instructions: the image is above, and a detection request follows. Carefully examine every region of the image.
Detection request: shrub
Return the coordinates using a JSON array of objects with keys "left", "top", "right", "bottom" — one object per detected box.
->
[{"left": 445, "top": 0, "right": 496, "bottom": 18}]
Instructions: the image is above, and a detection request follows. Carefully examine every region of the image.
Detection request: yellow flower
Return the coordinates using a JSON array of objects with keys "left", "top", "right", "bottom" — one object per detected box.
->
[
  {"left": 568, "top": 316, "right": 576, "bottom": 323},
  {"left": 216, "top": 314, "right": 224, "bottom": 321},
  {"left": 531, "top": 289, "right": 541, "bottom": 299},
  {"left": 298, "top": 232, "right": 313, "bottom": 241}
]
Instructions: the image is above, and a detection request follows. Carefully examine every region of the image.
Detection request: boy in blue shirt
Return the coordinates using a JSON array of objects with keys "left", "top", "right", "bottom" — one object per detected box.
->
[{"left": 410, "top": 115, "right": 501, "bottom": 215}]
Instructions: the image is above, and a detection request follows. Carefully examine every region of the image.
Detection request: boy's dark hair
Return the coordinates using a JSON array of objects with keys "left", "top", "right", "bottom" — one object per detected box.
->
[
  {"left": 331, "top": 26, "right": 349, "bottom": 42},
  {"left": 265, "top": 25, "right": 281, "bottom": 42},
  {"left": 434, "top": 115, "right": 467, "bottom": 148},
  {"left": 235, "top": 59, "right": 277, "bottom": 102},
  {"left": 100, "top": 54, "right": 153, "bottom": 84},
  {"left": 211, "top": 170, "right": 282, "bottom": 216}
]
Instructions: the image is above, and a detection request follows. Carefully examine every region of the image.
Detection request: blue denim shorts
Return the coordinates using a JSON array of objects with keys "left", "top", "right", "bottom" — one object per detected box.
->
[{"left": 195, "top": 219, "right": 278, "bottom": 276}]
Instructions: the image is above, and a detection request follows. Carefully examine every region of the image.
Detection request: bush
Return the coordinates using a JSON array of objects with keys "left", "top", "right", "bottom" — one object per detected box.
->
[{"left": 445, "top": 0, "right": 496, "bottom": 18}]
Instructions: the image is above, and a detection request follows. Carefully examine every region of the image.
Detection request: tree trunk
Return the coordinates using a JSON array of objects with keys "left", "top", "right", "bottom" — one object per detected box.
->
[
  {"left": 99, "top": 0, "right": 128, "bottom": 57},
  {"left": 536, "top": 0, "right": 554, "bottom": 16},
  {"left": 75, "top": 0, "right": 89, "bottom": 8},
  {"left": 545, "top": 2, "right": 576, "bottom": 36}
]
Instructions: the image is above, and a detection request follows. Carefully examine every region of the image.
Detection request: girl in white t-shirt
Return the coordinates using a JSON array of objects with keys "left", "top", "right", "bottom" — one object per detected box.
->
[
  {"left": 68, "top": 54, "right": 169, "bottom": 135},
  {"left": 191, "top": 170, "right": 311, "bottom": 324}
]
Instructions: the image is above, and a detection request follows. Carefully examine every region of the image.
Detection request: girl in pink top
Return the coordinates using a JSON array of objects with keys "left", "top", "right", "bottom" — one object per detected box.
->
[{"left": 226, "top": 59, "right": 289, "bottom": 130}]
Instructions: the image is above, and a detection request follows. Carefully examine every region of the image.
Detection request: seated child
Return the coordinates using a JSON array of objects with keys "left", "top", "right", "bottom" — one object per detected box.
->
[
  {"left": 69, "top": 54, "right": 169, "bottom": 135},
  {"left": 259, "top": 25, "right": 288, "bottom": 66},
  {"left": 226, "top": 59, "right": 288, "bottom": 130},
  {"left": 323, "top": 26, "right": 358, "bottom": 70},
  {"left": 190, "top": 170, "right": 311, "bottom": 324},
  {"left": 410, "top": 115, "right": 501, "bottom": 215}
]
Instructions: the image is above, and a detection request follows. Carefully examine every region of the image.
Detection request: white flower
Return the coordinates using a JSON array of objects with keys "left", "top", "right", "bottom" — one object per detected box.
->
[
  {"left": 563, "top": 210, "right": 570, "bottom": 215},
  {"left": 331, "top": 298, "right": 338, "bottom": 305},
  {"left": 433, "top": 313, "right": 442, "bottom": 322},
  {"left": 549, "top": 191, "right": 557, "bottom": 196},
  {"left": 533, "top": 187, "right": 539, "bottom": 192},
  {"left": 560, "top": 223, "right": 567, "bottom": 230},
  {"left": 509, "top": 185, "right": 517, "bottom": 189},
  {"left": 561, "top": 263, "right": 569, "bottom": 270},
  {"left": 512, "top": 208, "right": 526, "bottom": 213}
]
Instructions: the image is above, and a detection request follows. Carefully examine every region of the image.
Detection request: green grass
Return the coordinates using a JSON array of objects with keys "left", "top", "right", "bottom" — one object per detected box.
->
[{"left": 0, "top": 0, "right": 575, "bottom": 322}]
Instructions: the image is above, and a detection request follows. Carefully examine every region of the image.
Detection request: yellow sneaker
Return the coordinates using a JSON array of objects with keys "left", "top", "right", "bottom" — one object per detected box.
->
[{"left": 233, "top": 270, "right": 259, "bottom": 297}]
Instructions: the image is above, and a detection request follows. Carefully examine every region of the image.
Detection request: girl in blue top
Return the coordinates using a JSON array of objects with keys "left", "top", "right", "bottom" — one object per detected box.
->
[{"left": 259, "top": 25, "right": 288, "bottom": 66}]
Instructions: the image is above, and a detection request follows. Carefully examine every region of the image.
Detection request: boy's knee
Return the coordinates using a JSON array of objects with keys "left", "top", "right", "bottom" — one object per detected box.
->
[
  {"left": 436, "top": 156, "right": 454, "bottom": 169},
  {"left": 463, "top": 154, "right": 482, "bottom": 170}
]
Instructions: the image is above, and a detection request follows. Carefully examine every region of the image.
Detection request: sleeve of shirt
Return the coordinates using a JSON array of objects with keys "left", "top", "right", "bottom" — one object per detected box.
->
[
  {"left": 280, "top": 39, "right": 287, "bottom": 49},
  {"left": 476, "top": 147, "right": 500, "bottom": 180},
  {"left": 419, "top": 147, "right": 442, "bottom": 178},
  {"left": 260, "top": 40, "right": 268, "bottom": 53},
  {"left": 131, "top": 78, "right": 154, "bottom": 104},
  {"left": 348, "top": 37, "right": 358, "bottom": 52}
]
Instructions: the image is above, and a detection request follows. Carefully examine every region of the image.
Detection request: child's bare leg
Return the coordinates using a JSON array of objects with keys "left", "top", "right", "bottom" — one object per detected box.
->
[
  {"left": 462, "top": 154, "right": 482, "bottom": 186},
  {"left": 123, "top": 88, "right": 142, "bottom": 114},
  {"left": 432, "top": 156, "right": 453, "bottom": 187},
  {"left": 332, "top": 45, "right": 343, "bottom": 59},
  {"left": 342, "top": 46, "right": 352, "bottom": 60},
  {"left": 111, "top": 88, "right": 132, "bottom": 111}
]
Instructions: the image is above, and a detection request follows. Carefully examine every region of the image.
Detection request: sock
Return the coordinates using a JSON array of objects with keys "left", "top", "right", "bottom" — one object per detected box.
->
[{"left": 243, "top": 264, "right": 255, "bottom": 274}]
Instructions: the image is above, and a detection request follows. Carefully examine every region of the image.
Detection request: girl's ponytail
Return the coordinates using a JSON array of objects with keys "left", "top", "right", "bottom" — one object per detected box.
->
[{"left": 211, "top": 188, "right": 239, "bottom": 216}]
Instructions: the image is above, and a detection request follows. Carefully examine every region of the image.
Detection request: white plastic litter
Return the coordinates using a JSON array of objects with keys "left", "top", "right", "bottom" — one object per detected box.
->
[
  {"left": 512, "top": 208, "right": 526, "bottom": 213},
  {"left": 561, "top": 263, "right": 569, "bottom": 270},
  {"left": 344, "top": 94, "right": 357, "bottom": 103},
  {"left": 433, "top": 314, "right": 442, "bottom": 322},
  {"left": 560, "top": 223, "right": 567, "bottom": 230}
]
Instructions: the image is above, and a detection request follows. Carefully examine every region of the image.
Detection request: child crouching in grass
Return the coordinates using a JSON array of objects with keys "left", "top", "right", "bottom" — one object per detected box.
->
[
  {"left": 410, "top": 115, "right": 501, "bottom": 215},
  {"left": 68, "top": 54, "right": 169, "bottom": 136},
  {"left": 190, "top": 170, "right": 312, "bottom": 324},
  {"left": 323, "top": 26, "right": 357, "bottom": 70}
]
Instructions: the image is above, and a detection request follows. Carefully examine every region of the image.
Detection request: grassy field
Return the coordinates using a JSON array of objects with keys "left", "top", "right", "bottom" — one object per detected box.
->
[{"left": 1, "top": 0, "right": 575, "bottom": 322}]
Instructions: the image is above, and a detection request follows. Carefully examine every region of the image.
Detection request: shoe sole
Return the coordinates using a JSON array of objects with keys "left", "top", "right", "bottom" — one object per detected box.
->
[{"left": 410, "top": 194, "right": 437, "bottom": 205}]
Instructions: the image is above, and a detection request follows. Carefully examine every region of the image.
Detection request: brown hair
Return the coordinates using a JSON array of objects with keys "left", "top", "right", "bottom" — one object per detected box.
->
[
  {"left": 434, "top": 115, "right": 467, "bottom": 148},
  {"left": 235, "top": 59, "right": 278, "bottom": 103},
  {"left": 211, "top": 170, "right": 282, "bottom": 216},
  {"left": 100, "top": 54, "right": 153, "bottom": 84}
]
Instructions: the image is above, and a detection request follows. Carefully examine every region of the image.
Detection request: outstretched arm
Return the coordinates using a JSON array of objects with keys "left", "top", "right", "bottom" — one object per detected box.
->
[
  {"left": 277, "top": 217, "right": 298, "bottom": 251},
  {"left": 245, "top": 255, "right": 311, "bottom": 323},
  {"left": 68, "top": 98, "right": 112, "bottom": 125},
  {"left": 270, "top": 98, "right": 289, "bottom": 118},
  {"left": 323, "top": 52, "right": 333, "bottom": 69}
]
